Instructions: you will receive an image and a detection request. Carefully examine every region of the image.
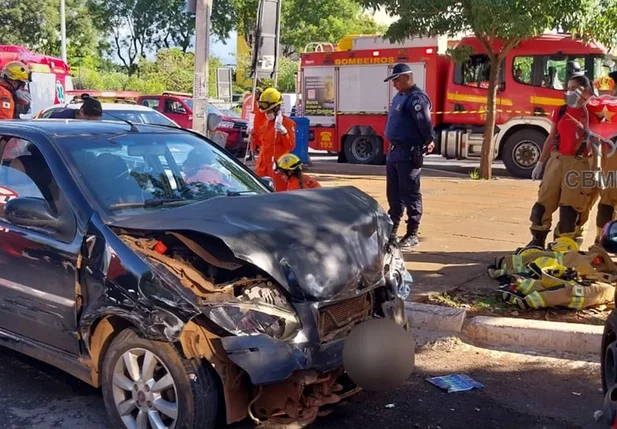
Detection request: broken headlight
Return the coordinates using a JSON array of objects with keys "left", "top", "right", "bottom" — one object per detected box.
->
[{"left": 203, "top": 304, "right": 301, "bottom": 340}]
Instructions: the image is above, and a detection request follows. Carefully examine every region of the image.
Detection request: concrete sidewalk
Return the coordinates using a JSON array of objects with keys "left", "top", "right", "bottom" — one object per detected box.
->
[{"left": 305, "top": 162, "right": 600, "bottom": 300}]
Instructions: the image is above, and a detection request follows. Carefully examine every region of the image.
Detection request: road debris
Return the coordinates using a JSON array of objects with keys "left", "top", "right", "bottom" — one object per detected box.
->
[
  {"left": 385, "top": 404, "right": 395, "bottom": 409},
  {"left": 426, "top": 374, "right": 485, "bottom": 393}
]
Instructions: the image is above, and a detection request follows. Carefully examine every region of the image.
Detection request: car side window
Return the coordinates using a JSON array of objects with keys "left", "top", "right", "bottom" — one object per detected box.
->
[
  {"left": 0, "top": 137, "right": 75, "bottom": 241},
  {"left": 164, "top": 100, "right": 185, "bottom": 114}
]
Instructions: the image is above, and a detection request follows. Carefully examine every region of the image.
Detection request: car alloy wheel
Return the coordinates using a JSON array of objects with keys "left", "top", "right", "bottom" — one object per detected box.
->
[{"left": 112, "top": 347, "right": 179, "bottom": 429}]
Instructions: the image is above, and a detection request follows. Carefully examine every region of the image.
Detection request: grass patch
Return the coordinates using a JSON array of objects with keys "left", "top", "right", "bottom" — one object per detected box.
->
[{"left": 468, "top": 168, "right": 480, "bottom": 180}]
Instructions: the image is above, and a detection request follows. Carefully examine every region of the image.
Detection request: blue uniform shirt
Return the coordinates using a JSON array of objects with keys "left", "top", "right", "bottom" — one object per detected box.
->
[{"left": 385, "top": 85, "right": 434, "bottom": 162}]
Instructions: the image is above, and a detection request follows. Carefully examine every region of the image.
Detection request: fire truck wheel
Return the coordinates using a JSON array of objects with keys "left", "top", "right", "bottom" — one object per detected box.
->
[
  {"left": 344, "top": 135, "right": 384, "bottom": 165},
  {"left": 502, "top": 129, "right": 545, "bottom": 179}
]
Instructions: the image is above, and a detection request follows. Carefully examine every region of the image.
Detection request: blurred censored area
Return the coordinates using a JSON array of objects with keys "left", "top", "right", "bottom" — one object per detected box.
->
[{"left": 342, "top": 319, "right": 415, "bottom": 391}]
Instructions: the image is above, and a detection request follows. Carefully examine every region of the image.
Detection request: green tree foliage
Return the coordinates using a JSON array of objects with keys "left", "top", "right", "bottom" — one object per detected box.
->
[
  {"left": 0, "top": 0, "right": 100, "bottom": 62},
  {"left": 72, "top": 49, "right": 223, "bottom": 97},
  {"left": 357, "top": 0, "right": 614, "bottom": 179},
  {"left": 231, "top": 0, "right": 385, "bottom": 57}
]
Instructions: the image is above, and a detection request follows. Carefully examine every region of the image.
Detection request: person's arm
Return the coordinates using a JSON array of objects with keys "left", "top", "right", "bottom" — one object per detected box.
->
[
  {"left": 538, "top": 121, "right": 557, "bottom": 164},
  {"left": 410, "top": 93, "right": 435, "bottom": 146},
  {"left": 278, "top": 116, "right": 296, "bottom": 151}
]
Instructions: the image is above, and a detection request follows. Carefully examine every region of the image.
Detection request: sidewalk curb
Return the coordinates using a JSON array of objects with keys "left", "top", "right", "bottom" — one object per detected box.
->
[
  {"left": 395, "top": 302, "right": 604, "bottom": 355},
  {"left": 462, "top": 315, "right": 603, "bottom": 355}
]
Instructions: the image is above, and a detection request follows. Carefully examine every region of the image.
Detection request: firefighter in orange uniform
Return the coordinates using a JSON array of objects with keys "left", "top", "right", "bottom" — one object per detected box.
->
[
  {"left": 255, "top": 88, "right": 296, "bottom": 191},
  {"left": 274, "top": 153, "right": 322, "bottom": 191},
  {"left": 0, "top": 62, "right": 32, "bottom": 120},
  {"left": 250, "top": 87, "right": 267, "bottom": 151}
]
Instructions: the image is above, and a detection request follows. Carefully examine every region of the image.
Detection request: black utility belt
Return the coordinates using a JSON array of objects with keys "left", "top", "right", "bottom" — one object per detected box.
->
[{"left": 390, "top": 141, "right": 423, "bottom": 148}]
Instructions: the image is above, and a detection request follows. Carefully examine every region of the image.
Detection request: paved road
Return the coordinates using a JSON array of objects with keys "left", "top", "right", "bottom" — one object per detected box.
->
[{"left": 0, "top": 335, "right": 604, "bottom": 429}]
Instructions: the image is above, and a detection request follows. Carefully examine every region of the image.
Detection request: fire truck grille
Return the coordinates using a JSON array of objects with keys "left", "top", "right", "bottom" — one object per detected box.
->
[{"left": 318, "top": 292, "right": 373, "bottom": 340}]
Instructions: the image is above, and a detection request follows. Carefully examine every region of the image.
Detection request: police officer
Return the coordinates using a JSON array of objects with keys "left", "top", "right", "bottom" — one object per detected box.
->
[{"left": 384, "top": 64, "right": 435, "bottom": 249}]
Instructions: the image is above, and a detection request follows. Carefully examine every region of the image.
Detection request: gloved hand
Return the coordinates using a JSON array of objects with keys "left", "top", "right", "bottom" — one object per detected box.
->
[
  {"left": 275, "top": 114, "right": 287, "bottom": 135},
  {"left": 531, "top": 161, "right": 544, "bottom": 181},
  {"left": 15, "top": 90, "right": 31, "bottom": 104}
]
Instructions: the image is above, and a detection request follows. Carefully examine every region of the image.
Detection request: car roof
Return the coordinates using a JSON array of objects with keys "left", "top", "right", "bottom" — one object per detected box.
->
[
  {"left": 0, "top": 119, "right": 187, "bottom": 138},
  {"left": 47, "top": 103, "right": 156, "bottom": 111}
]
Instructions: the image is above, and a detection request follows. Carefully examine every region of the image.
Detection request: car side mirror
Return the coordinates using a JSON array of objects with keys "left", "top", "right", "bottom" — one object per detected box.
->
[
  {"left": 261, "top": 177, "right": 275, "bottom": 191},
  {"left": 207, "top": 112, "right": 223, "bottom": 131},
  {"left": 601, "top": 220, "right": 617, "bottom": 254},
  {"left": 4, "top": 197, "right": 61, "bottom": 230}
]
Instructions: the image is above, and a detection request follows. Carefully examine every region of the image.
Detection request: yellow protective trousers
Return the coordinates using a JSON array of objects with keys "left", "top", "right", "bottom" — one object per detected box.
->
[
  {"left": 530, "top": 151, "right": 596, "bottom": 239},
  {"left": 523, "top": 281, "right": 614, "bottom": 310}
]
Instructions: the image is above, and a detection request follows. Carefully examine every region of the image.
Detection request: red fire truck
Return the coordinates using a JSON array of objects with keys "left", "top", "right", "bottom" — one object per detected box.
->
[
  {"left": 0, "top": 45, "right": 72, "bottom": 117},
  {"left": 299, "top": 34, "right": 616, "bottom": 178}
]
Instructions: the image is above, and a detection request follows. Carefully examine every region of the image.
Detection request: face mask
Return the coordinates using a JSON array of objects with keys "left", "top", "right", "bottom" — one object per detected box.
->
[
  {"left": 266, "top": 112, "right": 275, "bottom": 121},
  {"left": 565, "top": 87, "right": 584, "bottom": 108}
]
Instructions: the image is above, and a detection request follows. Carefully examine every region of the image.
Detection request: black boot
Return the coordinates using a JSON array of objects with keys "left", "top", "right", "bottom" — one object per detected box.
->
[
  {"left": 399, "top": 224, "right": 419, "bottom": 249},
  {"left": 527, "top": 230, "right": 548, "bottom": 249},
  {"left": 388, "top": 221, "right": 400, "bottom": 243}
]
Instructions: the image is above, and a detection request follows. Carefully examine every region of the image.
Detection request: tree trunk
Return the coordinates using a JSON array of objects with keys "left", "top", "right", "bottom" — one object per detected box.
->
[{"left": 479, "top": 58, "right": 502, "bottom": 180}]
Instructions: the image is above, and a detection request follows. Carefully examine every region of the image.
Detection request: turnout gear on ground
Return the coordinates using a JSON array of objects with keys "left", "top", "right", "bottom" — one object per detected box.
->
[{"left": 490, "top": 244, "right": 617, "bottom": 310}]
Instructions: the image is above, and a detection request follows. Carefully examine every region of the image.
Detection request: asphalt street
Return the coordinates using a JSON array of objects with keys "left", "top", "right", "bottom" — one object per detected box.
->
[{"left": 0, "top": 335, "right": 604, "bottom": 429}]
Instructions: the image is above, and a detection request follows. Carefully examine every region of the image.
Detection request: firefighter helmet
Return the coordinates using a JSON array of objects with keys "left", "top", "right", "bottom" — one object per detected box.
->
[
  {"left": 275, "top": 153, "right": 303, "bottom": 172},
  {"left": 258, "top": 87, "right": 283, "bottom": 112},
  {"left": 2, "top": 61, "right": 30, "bottom": 83},
  {"left": 548, "top": 237, "right": 579, "bottom": 253},
  {"left": 528, "top": 256, "right": 567, "bottom": 287},
  {"left": 515, "top": 245, "right": 544, "bottom": 257}
]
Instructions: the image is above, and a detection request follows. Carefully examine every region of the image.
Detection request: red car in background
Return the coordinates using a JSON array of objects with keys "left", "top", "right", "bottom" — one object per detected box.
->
[{"left": 137, "top": 92, "right": 249, "bottom": 157}]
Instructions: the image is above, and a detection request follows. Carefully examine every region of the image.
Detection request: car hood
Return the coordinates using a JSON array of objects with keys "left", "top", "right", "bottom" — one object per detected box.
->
[{"left": 108, "top": 186, "right": 392, "bottom": 301}]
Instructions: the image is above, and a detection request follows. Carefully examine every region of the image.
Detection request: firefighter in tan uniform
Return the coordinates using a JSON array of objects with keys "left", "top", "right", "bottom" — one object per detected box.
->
[{"left": 528, "top": 75, "right": 597, "bottom": 248}]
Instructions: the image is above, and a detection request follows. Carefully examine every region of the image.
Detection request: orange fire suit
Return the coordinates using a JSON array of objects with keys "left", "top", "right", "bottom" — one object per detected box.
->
[
  {"left": 0, "top": 82, "right": 16, "bottom": 120},
  {"left": 255, "top": 115, "right": 296, "bottom": 192},
  {"left": 251, "top": 100, "right": 267, "bottom": 150},
  {"left": 285, "top": 174, "right": 322, "bottom": 191}
]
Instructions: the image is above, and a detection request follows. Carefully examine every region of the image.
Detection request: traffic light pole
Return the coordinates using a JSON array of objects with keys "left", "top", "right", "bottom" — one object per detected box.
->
[{"left": 192, "top": 0, "right": 212, "bottom": 135}]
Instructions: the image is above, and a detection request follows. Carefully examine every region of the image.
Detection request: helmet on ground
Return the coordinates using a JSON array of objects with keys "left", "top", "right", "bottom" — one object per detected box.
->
[
  {"left": 259, "top": 87, "right": 283, "bottom": 112},
  {"left": 275, "top": 153, "right": 302, "bottom": 172},
  {"left": 527, "top": 256, "right": 567, "bottom": 287},
  {"left": 515, "top": 245, "right": 544, "bottom": 257},
  {"left": 2, "top": 61, "right": 30, "bottom": 83},
  {"left": 548, "top": 237, "right": 579, "bottom": 253}
]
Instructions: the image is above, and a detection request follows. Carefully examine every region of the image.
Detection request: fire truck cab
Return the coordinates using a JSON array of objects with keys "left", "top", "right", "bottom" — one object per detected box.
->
[
  {"left": 0, "top": 45, "right": 72, "bottom": 118},
  {"left": 299, "top": 34, "right": 616, "bottom": 178}
]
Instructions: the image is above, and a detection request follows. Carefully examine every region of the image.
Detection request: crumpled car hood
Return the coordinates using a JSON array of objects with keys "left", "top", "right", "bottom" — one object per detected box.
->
[{"left": 109, "top": 186, "right": 392, "bottom": 301}]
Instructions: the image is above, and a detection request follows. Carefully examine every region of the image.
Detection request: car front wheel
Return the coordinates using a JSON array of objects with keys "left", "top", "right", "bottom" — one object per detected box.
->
[{"left": 101, "top": 328, "right": 219, "bottom": 429}]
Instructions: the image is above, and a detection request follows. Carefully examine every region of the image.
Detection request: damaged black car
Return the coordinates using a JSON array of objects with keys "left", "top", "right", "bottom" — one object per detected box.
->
[{"left": 0, "top": 119, "right": 413, "bottom": 429}]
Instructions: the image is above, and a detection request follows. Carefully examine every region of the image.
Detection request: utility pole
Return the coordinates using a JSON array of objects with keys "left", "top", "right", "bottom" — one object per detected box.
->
[
  {"left": 60, "top": 0, "right": 67, "bottom": 63},
  {"left": 192, "top": 0, "right": 212, "bottom": 135}
]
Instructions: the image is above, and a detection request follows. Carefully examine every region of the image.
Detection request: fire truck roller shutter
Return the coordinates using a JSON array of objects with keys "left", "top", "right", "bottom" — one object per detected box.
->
[
  {"left": 342, "top": 125, "right": 385, "bottom": 165},
  {"left": 500, "top": 127, "right": 548, "bottom": 179}
]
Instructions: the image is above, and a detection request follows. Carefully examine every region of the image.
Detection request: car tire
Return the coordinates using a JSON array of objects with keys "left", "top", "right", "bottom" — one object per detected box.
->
[
  {"left": 602, "top": 309, "right": 617, "bottom": 393},
  {"left": 344, "top": 135, "right": 385, "bottom": 165},
  {"left": 101, "top": 328, "right": 219, "bottom": 429},
  {"left": 502, "top": 129, "right": 546, "bottom": 179}
]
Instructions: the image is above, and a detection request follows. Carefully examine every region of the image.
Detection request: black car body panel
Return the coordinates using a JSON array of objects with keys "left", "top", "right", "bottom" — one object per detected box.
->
[{"left": 109, "top": 185, "right": 392, "bottom": 302}]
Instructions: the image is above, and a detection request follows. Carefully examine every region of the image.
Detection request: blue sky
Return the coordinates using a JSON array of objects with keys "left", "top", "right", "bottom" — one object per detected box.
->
[{"left": 211, "top": 31, "right": 237, "bottom": 65}]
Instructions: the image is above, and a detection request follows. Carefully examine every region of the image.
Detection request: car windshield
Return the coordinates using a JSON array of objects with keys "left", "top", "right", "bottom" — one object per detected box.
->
[
  {"left": 102, "top": 110, "right": 175, "bottom": 126},
  {"left": 56, "top": 131, "right": 269, "bottom": 218}
]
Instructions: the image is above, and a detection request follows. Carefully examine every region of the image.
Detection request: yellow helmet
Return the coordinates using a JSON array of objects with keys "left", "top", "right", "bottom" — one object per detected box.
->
[
  {"left": 547, "top": 237, "right": 579, "bottom": 253},
  {"left": 275, "top": 153, "right": 302, "bottom": 172},
  {"left": 259, "top": 87, "right": 283, "bottom": 112},
  {"left": 528, "top": 256, "right": 567, "bottom": 285},
  {"left": 2, "top": 61, "right": 30, "bottom": 83}
]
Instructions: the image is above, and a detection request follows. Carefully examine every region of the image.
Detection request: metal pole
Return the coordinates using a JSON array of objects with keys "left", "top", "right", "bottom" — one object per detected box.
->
[
  {"left": 272, "top": 0, "right": 282, "bottom": 87},
  {"left": 60, "top": 0, "right": 67, "bottom": 62},
  {"left": 192, "top": 0, "right": 212, "bottom": 136}
]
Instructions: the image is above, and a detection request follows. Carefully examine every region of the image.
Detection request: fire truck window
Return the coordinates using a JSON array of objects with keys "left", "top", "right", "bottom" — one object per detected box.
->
[
  {"left": 141, "top": 98, "right": 160, "bottom": 110},
  {"left": 593, "top": 56, "right": 617, "bottom": 94},
  {"left": 513, "top": 57, "right": 533, "bottom": 84},
  {"left": 454, "top": 54, "right": 503, "bottom": 89},
  {"left": 541, "top": 56, "right": 586, "bottom": 90}
]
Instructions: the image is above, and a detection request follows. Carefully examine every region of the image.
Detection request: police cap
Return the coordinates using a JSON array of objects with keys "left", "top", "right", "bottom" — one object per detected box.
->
[{"left": 384, "top": 64, "right": 413, "bottom": 82}]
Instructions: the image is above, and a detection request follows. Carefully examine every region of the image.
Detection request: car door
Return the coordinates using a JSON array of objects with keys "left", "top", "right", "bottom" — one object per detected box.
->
[
  {"left": 0, "top": 136, "right": 80, "bottom": 355},
  {"left": 163, "top": 97, "right": 191, "bottom": 128}
]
